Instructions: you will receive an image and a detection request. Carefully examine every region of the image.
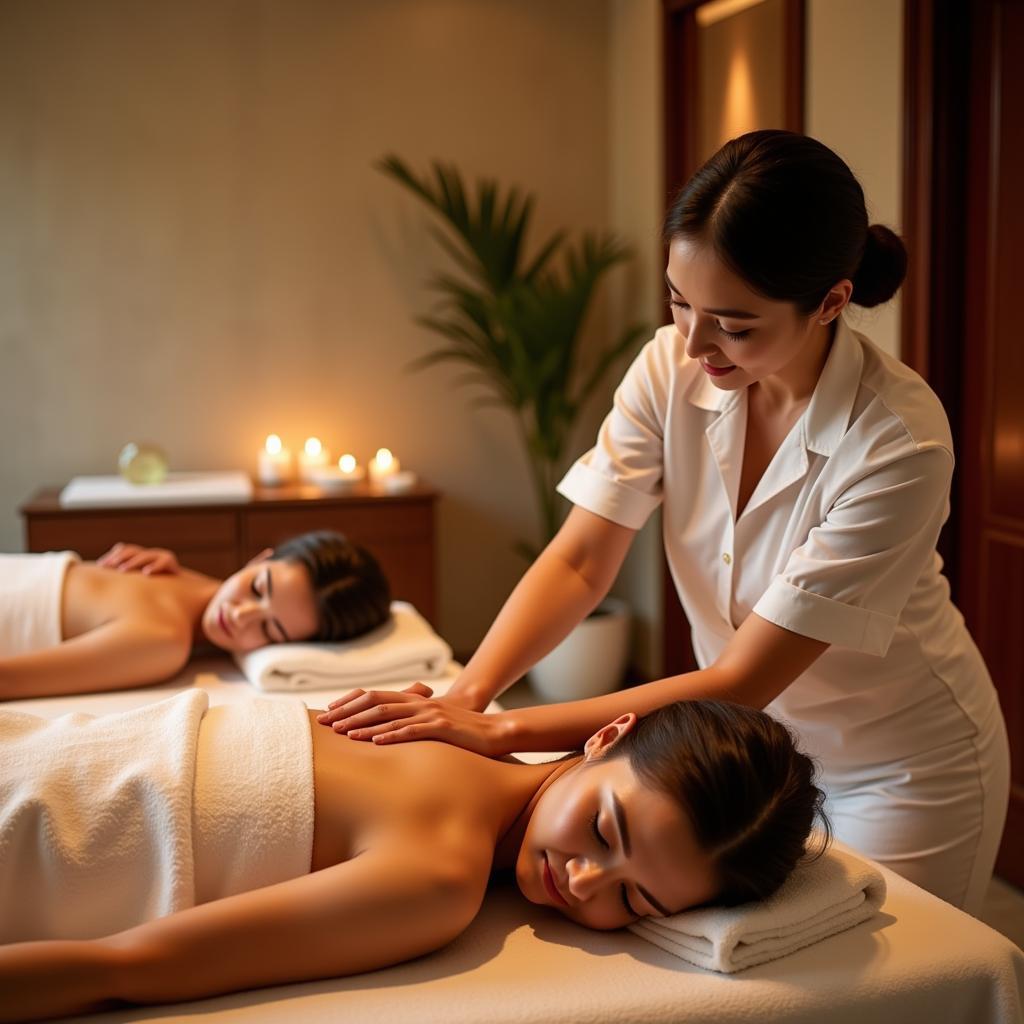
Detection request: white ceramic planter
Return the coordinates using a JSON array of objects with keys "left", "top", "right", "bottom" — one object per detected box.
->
[{"left": 529, "top": 597, "right": 632, "bottom": 703}]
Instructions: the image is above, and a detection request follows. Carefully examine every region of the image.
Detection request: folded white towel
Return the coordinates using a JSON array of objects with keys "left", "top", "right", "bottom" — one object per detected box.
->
[
  {"left": 59, "top": 471, "right": 253, "bottom": 508},
  {"left": 235, "top": 600, "right": 452, "bottom": 692},
  {"left": 0, "top": 551, "right": 79, "bottom": 656},
  {"left": 628, "top": 844, "right": 886, "bottom": 973},
  {"left": 0, "top": 690, "right": 208, "bottom": 942},
  {"left": 192, "top": 697, "right": 314, "bottom": 905}
]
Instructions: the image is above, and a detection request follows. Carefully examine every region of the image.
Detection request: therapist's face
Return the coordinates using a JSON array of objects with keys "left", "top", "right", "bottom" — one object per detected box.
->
[
  {"left": 665, "top": 237, "right": 847, "bottom": 391},
  {"left": 516, "top": 714, "right": 720, "bottom": 930}
]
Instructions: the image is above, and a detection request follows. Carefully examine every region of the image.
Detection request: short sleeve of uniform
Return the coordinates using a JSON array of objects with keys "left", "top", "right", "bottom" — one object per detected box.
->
[
  {"left": 556, "top": 333, "right": 671, "bottom": 530},
  {"left": 753, "top": 443, "right": 953, "bottom": 656}
]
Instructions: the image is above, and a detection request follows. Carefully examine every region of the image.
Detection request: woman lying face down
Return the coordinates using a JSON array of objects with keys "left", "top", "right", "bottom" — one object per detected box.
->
[
  {"left": 0, "top": 530, "right": 391, "bottom": 700},
  {"left": 0, "top": 698, "right": 826, "bottom": 1020}
]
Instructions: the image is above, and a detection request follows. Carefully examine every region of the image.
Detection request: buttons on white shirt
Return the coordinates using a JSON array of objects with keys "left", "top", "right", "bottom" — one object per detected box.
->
[{"left": 722, "top": 552, "right": 732, "bottom": 565}]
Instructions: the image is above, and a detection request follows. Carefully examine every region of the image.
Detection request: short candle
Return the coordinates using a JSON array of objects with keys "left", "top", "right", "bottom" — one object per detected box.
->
[
  {"left": 311, "top": 453, "right": 366, "bottom": 491},
  {"left": 299, "top": 436, "right": 330, "bottom": 483},
  {"left": 257, "top": 433, "right": 294, "bottom": 487},
  {"left": 369, "top": 447, "right": 400, "bottom": 482}
]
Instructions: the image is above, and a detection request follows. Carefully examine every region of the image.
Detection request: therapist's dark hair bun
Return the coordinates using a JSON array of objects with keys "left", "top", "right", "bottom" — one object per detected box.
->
[
  {"left": 663, "top": 129, "right": 908, "bottom": 314},
  {"left": 272, "top": 530, "right": 392, "bottom": 642},
  {"left": 613, "top": 700, "right": 830, "bottom": 906}
]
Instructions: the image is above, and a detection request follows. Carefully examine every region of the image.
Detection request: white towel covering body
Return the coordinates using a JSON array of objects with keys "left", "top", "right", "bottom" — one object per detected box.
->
[
  {"left": 628, "top": 844, "right": 886, "bottom": 973},
  {"left": 0, "top": 691, "right": 314, "bottom": 942},
  {"left": 236, "top": 600, "right": 452, "bottom": 691},
  {"left": 0, "top": 551, "right": 79, "bottom": 656}
]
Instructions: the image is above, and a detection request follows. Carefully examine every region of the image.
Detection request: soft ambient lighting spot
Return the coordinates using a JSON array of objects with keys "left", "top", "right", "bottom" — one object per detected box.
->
[
  {"left": 696, "top": 0, "right": 766, "bottom": 27},
  {"left": 375, "top": 447, "right": 394, "bottom": 471},
  {"left": 298, "top": 436, "right": 330, "bottom": 483},
  {"left": 258, "top": 434, "right": 293, "bottom": 486},
  {"left": 311, "top": 452, "right": 365, "bottom": 491}
]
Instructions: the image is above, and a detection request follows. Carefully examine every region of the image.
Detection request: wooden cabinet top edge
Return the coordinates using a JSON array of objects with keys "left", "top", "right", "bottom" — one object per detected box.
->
[{"left": 20, "top": 482, "right": 440, "bottom": 516}]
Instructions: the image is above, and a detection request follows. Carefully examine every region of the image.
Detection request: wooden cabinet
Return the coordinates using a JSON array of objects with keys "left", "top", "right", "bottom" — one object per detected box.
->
[{"left": 20, "top": 483, "right": 439, "bottom": 624}]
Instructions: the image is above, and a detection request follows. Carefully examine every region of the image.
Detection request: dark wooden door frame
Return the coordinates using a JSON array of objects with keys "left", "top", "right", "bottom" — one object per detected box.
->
[
  {"left": 660, "top": 0, "right": 806, "bottom": 675},
  {"left": 901, "top": 0, "right": 972, "bottom": 601}
]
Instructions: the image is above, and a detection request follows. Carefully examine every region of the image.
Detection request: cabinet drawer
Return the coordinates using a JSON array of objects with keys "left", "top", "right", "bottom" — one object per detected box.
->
[
  {"left": 26, "top": 511, "right": 238, "bottom": 557},
  {"left": 244, "top": 504, "right": 432, "bottom": 552}
]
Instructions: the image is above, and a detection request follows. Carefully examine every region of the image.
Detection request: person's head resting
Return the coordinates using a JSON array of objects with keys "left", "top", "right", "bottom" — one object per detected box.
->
[
  {"left": 516, "top": 699, "right": 829, "bottom": 931},
  {"left": 662, "top": 128, "right": 908, "bottom": 390},
  {"left": 201, "top": 529, "right": 391, "bottom": 653}
]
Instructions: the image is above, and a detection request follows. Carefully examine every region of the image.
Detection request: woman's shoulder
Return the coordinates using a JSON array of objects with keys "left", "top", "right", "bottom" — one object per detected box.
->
[{"left": 846, "top": 325, "right": 954, "bottom": 455}]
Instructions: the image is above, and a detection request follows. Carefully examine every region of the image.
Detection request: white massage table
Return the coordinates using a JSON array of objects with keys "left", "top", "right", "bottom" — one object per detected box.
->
[{"left": 7, "top": 656, "right": 1024, "bottom": 1024}]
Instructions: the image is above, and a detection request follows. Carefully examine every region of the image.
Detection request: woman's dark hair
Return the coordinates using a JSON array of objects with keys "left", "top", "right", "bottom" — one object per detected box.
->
[
  {"left": 611, "top": 700, "right": 830, "bottom": 906},
  {"left": 271, "top": 530, "right": 391, "bottom": 642},
  {"left": 663, "top": 129, "right": 907, "bottom": 314}
]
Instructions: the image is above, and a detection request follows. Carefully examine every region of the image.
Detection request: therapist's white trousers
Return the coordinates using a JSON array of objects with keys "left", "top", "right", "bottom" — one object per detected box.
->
[{"left": 823, "top": 701, "right": 1011, "bottom": 917}]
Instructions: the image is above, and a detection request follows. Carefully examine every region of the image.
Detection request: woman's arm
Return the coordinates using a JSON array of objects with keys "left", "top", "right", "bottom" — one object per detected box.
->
[
  {"left": 448, "top": 506, "right": 637, "bottom": 708},
  {"left": 0, "top": 850, "right": 484, "bottom": 1022},
  {"left": 319, "top": 505, "right": 636, "bottom": 732},
  {"left": 0, "top": 619, "right": 190, "bottom": 700},
  {"left": 500, "top": 611, "right": 829, "bottom": 751},
  {"left": 329, "top": 610, "right": 828, "bottom": 756}
]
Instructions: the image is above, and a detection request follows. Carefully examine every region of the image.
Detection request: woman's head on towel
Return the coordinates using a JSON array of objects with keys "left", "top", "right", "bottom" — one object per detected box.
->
[
  {"left": 514, "top": 700, "right": 827, "bottom": 929},
  {"left": 200, "top": 530, "right": 391, "bottom": 653}
]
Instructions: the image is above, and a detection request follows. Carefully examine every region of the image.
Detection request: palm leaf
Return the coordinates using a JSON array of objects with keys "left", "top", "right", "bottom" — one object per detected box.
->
[{"left": 378, "top": 154, "right": 648, "bottom": 551}]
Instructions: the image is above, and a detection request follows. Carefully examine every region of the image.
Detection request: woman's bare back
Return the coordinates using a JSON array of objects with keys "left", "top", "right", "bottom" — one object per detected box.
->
[
  {"left": 307, "top": 710, "right": 526, "bottom": 873},
  {"left": 60, "top": 562, "right": 206, "bottom": 643}
]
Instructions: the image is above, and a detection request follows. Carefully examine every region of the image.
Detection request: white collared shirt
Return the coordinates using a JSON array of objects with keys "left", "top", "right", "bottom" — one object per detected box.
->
[{"left": 557, "top": 316, "right": 999, "bottom": 776}]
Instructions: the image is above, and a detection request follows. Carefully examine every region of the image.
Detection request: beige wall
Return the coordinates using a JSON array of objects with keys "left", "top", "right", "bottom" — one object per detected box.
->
[
  {"left": 0, "top": 0, "right": 625, "bottom": 655},
  {"left": 0, "top": 0, "right": 905, "bottom": 667},
  {"left": 807, "top": 0, "right": 904, "bottom": 358},
  {"left": 607, "top": 0, "right": 664, "bottom": 678}
]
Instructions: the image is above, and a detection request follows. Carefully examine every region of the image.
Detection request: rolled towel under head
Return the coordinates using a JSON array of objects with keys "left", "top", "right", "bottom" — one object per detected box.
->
[
  {"left": 235, "top": 600, "right": 452, "bottom": 691},
  {"left": 628, "top": 842, "right": 886, "bottom": 972}
]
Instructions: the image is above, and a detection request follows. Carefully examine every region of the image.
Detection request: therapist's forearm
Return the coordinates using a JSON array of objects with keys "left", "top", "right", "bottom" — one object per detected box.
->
[
  {"left": 450, "top": 546, "right": 607, "bottom": 708},
  {"left": 498, "top": 666, "right": 736, "bottom": 752}
]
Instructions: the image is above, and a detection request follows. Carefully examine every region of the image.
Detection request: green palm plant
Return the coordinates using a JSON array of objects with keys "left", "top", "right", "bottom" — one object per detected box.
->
[{"left": 378, "top": 155, "right": 648, "bottom": 561}]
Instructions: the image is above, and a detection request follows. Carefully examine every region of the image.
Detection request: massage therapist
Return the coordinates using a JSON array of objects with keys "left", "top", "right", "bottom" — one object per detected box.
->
[{"left": 319, "top": 130, "right": 1010, "bottom": 916}]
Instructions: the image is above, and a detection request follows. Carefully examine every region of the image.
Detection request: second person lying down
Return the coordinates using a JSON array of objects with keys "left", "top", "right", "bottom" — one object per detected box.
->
[{"left": 0, "top": 530, "right": 390, "bottom": 700}]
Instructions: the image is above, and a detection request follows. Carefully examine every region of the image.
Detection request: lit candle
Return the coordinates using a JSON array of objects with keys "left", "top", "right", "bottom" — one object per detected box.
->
[
  {"left": 368, "top": 447, "right": 400, "bottom": 482},
  {"left": 257, "top": 434, "right": 294, "bottom": 487},
  {"left": 298, "top": 436, "right": 330, "bottom": 483},
  {"left": 311, "top": 453, "right": 366, "bottom": 492}
]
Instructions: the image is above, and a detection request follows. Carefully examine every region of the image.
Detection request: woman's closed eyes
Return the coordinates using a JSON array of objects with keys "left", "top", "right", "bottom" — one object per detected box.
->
[
  {"left": 590, "top": 810, "right": 640, "bottom": 918},
  {"left": 668, "top": 298, "right": 753, "bottom": 340}
]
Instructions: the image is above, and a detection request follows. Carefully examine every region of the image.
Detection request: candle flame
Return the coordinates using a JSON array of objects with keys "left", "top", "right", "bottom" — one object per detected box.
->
[
  {"left": 265, "top": 434, "right": 282, "bottom": 455},
  {"left": 339, "top": 454, "right": 356, "bottom": 472},
  {"left": 304, "top": 437, "right": 323, "bottom": 457},
  {"left": 374, "top": 447, "right": 394, "bottom": 469}
]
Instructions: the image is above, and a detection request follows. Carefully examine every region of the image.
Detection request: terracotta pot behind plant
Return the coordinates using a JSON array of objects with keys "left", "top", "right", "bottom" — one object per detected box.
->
[{"left": 529, "top": 598, "right": 631, "bottom": 703}]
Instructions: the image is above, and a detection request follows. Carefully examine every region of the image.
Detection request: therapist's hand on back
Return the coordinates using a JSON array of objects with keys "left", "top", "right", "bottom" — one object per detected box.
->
[{"left": 317, "top": 680, "right": 508, "bottom": 756}]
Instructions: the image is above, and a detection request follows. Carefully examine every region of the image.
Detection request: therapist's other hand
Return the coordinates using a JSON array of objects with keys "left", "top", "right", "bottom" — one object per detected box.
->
[
  {"left": 97, "top": 542, "right": 180, "bottom": 575},
  {"left": 316, "top": 682, "right": 507, "bottom": 756}
]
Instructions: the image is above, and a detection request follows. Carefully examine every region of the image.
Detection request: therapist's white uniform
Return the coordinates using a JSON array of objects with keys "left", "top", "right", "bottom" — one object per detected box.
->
[{"left": 557, "top": 315, "right": 1010, "bottom": 915}]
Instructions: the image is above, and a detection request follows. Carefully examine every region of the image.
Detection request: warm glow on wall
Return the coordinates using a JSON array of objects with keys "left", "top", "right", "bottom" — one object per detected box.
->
[
  {"left": 696, "top": 0, "right": 768, "bottom": 28},
  {"left": 720, "top": 47, "right": 757, "bottom": 148}
]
